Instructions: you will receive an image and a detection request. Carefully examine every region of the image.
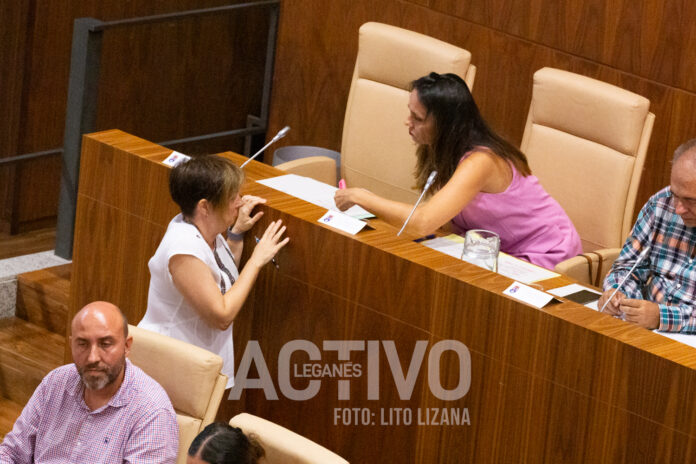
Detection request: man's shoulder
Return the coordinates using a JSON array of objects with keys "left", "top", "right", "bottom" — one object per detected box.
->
[
  {"left": 648, "top": 186, "right": 672, "bottom": 204},
  {"left": 41, "top": 363, "right": 80, "bottom": 391},
  {"left": 639, "top": 187, "right": 673, "bottom": 218}
]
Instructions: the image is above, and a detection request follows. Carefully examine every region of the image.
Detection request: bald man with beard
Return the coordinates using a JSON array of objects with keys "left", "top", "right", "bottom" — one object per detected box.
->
[{"left": 0, "top": 301, "right": 179, "bottom": 463}]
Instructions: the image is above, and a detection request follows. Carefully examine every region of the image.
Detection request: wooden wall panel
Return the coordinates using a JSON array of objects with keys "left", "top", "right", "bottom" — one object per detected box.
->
[
  {"left": 2, "top": 0, "right": 269, "bottom": 232},
  {"left": 267, "top": 0, "right": 696, "bottom": 227},
  {"left": 669, "top": 91, "right": 696, "bottom": 170},
  {"left": 430, "top": 0, "right": 684, "bottom": 90},
  {"left": 0, "top": 1, "right": 29, "bottom": 155},
  {"left": 0, "top": 1, "right": 31, "bottom": 230},
  {"left": 679, "top": 2, "right": 696, "bottom": 91},
  {"left": 93, "top": 7, "right": 268, "bottom": 152}
]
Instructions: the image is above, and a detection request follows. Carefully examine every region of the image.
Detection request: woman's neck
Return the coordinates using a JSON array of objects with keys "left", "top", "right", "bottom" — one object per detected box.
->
[{"left": 184, "top": 214, "right": 217, "bottom": 249}]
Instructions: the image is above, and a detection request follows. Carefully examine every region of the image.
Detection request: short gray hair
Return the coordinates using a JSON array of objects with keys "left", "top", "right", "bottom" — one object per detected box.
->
[{"left": 673, "top": 138, "right": 696, "bottom": 162}]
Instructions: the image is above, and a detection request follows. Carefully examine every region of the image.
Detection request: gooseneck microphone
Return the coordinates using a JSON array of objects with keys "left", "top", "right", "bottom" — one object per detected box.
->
[
  {"left": 397, "top": 170, "right": 437, "bottom": 236},
  {"left": 241, "top": 126, "right": 291, "bottom": 168}
]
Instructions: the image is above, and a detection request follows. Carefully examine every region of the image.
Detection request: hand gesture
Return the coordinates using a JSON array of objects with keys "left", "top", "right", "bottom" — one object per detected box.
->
[
  {"left": 334, "top": 188, "right": 360, "bottom": 211},
  {"left": 232, "top": 195, "right": 266, "bottom": 234},
  {"left": 620, "top": 299, "right": 660, "bottom": 329},
  {"left": 598, "top": 290, "right": 626, "bottom": 316},
  {"left": 249, "top": 220, "right": 290, "bottom": 268}
]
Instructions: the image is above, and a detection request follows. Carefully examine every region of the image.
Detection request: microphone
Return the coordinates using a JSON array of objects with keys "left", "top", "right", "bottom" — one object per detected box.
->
[
  {"left": 397, "top": 170, "right": 437, "bottom": 236},
  {"left": 241, "top": 126, "right": 291, "bottom": 168},
  {"left": 599, "top": 246, "right": 651, "bottom": 313}
]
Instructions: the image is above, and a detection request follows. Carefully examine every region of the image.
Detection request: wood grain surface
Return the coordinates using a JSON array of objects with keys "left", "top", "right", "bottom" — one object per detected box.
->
[{"left": 68, "top": 130, "right": 696, "bottom": 462}]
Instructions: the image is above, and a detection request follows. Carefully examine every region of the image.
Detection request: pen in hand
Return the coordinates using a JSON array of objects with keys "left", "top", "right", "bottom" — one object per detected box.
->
[
  {"left": 599, "top": 246, "right": 650, "bottom": 313},
  {"left": 255, "top": 236, "right": 280, "bottom": 269}
]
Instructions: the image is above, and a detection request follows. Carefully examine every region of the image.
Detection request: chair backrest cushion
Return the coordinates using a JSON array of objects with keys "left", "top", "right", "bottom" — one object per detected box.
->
[
  {"left": 229, "top": 413, "right": 349, "bottom": 464},
  {"left": 521, "top": 67, "right": 652, "bottom": 250},
  {"left": 342, "top": 22, "right": 474, "bottom": 203},
  {"left": 528, "top": 68, "right": 650, "bottom": 155},
  {"left": 127, "top": 325, "right": 225, "bottom": 419}
]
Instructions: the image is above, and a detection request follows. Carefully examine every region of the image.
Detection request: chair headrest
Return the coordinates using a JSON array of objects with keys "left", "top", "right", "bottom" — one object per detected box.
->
[
  {"left": 530, "top": 67, "right": 650, "bottom": 155},
  {"left": 127, "top": 325, "right": 225, "bottom": 418},
  {"left": 229, "top": 413, "right": 349, "bottom": 464},
  {"left": 356, "top": 22, "right": 472, "bottom": 90}
]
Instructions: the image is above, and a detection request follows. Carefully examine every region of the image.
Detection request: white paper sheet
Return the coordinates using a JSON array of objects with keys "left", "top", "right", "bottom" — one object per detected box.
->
[
  {"left": 421, "top": 234, "right": 560, "bottom": 283},
  {"left": 497, "top": 253, "right": 559, "bottom": 283},
  {"left": 256, "top": 174, "right": 374, "bottom": 219}
]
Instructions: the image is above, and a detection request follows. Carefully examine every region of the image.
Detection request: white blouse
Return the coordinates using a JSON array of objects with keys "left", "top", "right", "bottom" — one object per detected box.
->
[{"left": 139, "top": 214, "right": 239, "bottom": 388}]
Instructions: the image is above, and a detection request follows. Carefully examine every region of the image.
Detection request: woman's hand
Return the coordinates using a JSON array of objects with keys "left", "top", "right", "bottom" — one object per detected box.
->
[
  {"left": 334, "top": 188, "right": 364, "bottom": 211},
  {"left": 249, "top": 220, "right": 290, "bottom": 268},
  {"left": 232, "top": 195, "right": 266, "bottom": 234}
]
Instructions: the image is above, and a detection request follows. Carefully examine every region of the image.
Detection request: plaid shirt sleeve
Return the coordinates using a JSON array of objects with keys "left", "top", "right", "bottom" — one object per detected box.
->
[
  {"left": 603, "top": 198, "right": 656, "bottom": 298},
  {"left": 658, "top": 303, "right": 696, "bottom": 333},
  {"left": 0, "top": 377, "right": 45, "bottom": 463},
  {"left": 123, "top": 407, "right": 179, "bottom": 464}
]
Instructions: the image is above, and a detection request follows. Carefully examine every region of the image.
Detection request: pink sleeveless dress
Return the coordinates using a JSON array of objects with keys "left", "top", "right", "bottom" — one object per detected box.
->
[{"left": 451, "top": 151, "right": 582, "bottom": 269}]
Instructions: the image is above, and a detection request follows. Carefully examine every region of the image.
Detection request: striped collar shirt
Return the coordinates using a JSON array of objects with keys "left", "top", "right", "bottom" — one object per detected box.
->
[
  {"left": 604, "top": 187, "right": 696, "bottom": 333},
  {"left": 0, "top": 359, "right": 178, "bottom": 463}
]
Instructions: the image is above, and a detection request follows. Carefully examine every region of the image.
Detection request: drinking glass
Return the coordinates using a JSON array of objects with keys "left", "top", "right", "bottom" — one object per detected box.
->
[{"left": 460, "top": 229, "right": 500, "bottom": 272}]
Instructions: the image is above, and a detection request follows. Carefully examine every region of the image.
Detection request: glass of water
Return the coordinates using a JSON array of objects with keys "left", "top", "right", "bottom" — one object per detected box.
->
[{"left": 460, "top": 229, "right": 500, "bottom": 272}]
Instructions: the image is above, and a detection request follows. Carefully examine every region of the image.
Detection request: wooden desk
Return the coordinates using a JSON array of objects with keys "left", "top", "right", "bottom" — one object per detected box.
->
[{"left": 69, "top": 130, "right": 696, "bottom": 463}]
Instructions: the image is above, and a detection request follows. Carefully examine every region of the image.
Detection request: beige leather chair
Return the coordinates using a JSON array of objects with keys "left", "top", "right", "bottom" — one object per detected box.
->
[
  {"left": 520, "top": 67, "right": 654, "bottom": 284},
  {"left": 554, "top": 248, "right": 621, "bottom": 287},
  {"left": 275, "top": 21, "right": 476, "bottom": 203},
  {"left": 128, "top": 325, "right": 228, "bottom": 464},
  {"left": 229, "top": 413, "right": 348, "bottom": 464}
]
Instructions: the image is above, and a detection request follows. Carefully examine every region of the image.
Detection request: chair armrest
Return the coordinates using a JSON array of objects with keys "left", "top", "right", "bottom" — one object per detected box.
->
[
  {"left": 555, "top": 255, "right": 596, "bottom": 285},
  {"left": 275, "top": 156, "right": 337, "bottom": 186},
  {"left": 554, "top": 248, "right": 621, "bottom": 287},
  {"left": 593, "top": 248, "right": 620, "bottom": 286}
]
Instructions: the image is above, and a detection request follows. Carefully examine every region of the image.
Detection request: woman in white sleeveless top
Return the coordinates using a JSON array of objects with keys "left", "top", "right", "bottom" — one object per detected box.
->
[{"left": 139, "top": 155, "right": 289, "bottom": 387}]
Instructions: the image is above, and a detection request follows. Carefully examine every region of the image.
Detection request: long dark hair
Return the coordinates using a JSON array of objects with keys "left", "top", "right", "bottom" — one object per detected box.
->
[
  {"left": 188, "top": 423, "right": 264, "bottom": 464},
  {"left": 411, "top": 72, "right": 530, "bottom": 190}
]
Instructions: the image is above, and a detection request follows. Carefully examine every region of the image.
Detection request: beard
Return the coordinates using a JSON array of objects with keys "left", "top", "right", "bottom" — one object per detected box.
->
[{"left": 78, "top": 358, "right": 124, "bottom": 390}]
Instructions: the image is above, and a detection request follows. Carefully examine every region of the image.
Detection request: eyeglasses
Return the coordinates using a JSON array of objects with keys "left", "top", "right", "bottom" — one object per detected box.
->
[{"left": 670, "top": 191, "right": 696, "bottom": 210}]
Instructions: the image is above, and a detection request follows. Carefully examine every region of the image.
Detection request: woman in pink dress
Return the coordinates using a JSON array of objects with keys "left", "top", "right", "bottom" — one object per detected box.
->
[{"left": 335, "top": 72, "right": 581, "bottom": 269}]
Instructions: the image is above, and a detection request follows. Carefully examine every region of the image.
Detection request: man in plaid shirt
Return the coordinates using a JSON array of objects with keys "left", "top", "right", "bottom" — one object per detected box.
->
[
  {"left": 0, "top": 301, "right": 179, "bottom": 463},
  {"left": 599, "top": 139, "right": 696, "bottom": 332}
]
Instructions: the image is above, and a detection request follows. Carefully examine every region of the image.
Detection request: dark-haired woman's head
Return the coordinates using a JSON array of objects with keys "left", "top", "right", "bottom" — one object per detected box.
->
[
  {"left": 408, "top": 72, "right": 530, "bottom": 190},
  {"left": 169, "top": 155, "right": 244, "bottom": 219},
  {"left": 410, "top": 72, "right": 480, "bottom": 148},
  {"left": 187, "top": 423, "right": 264, "bottom": 464}
]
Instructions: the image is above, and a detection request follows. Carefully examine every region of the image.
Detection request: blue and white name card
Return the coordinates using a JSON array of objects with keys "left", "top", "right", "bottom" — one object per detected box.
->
[
  {"left": 503, "top": 281, "right": 555, "bottom": 308},
  {"left": 162, "top": 151, "right": 191, "bottom": 167},
  {"left": 317, "top": 210, "right": 367, "bottom": 235}
]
